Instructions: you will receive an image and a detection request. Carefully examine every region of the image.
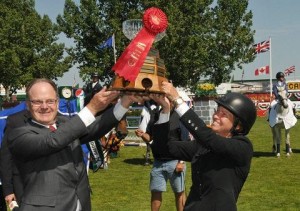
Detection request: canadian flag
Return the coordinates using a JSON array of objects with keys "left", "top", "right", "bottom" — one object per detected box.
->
[{"left": 255, "top": 65, "right": 270, "bottom": 76}]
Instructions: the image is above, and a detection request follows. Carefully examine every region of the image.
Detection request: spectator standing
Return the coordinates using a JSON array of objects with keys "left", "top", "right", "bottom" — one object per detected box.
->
[{"left": 136, "top": 98, "right": 189, "bottom": 211}]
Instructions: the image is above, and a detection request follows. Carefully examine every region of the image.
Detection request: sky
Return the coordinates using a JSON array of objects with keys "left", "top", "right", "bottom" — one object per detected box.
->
[{"left": 35, "top": 0, "right": 300, "bottom": 86}]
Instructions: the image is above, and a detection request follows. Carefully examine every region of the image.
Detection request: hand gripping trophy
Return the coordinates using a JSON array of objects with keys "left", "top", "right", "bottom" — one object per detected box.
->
[{"left": 110, "top": 7, "right": 168, "bottom": 94}]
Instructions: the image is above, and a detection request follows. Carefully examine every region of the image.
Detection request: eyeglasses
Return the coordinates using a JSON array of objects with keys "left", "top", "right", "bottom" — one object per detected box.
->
[{"left": 29, "top": 99, "right": 58, "bottom": 107}]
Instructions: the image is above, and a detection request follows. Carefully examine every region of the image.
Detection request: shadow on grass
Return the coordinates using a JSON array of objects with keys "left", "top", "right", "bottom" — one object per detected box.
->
[
  {"left": 253, "top": 151, "right": 275, "bottom": 157},
  {"left": 253, "top": 148, "right": 300, "bottom": 157},
  {"left": 291, "top": 149, "right": 300, "bottom": 153},
  {"left": 123, "top": 158, "right": 153, "bottom": 166}
]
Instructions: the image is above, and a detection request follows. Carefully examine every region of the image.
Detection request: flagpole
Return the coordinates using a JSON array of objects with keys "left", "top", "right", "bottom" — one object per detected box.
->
[
  {"left": 269, "top": 37, "right": 272, "bottom": 100},
  {"left": 241, "top": 68, "right": 244, "bottom": 84},
  {"left": 72, "top": 73, "right": 76, "bottom": 88},
  {"left": 112, "top": 33, "right": 116, "bottom": 63}
]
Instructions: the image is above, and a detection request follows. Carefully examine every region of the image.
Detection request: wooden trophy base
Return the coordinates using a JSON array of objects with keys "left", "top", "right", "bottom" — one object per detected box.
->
[
  {"left": 110, "top": 74, "right": 167, "bottom": 95},
  {"left": 110, "top": 48, "right": 167, "bottom": 95}
]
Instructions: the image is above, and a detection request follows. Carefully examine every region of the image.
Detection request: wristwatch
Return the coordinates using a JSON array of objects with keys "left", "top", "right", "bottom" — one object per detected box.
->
[{"left": 173, "top": 97, "right": 184, "bottom": 107}]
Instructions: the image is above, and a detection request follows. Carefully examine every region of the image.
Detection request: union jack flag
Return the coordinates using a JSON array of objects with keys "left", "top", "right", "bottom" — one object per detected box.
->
[
  {"left": 284, "top": 65, "right": 295, "bottom": 76},
  {"left": 253, "top": 40, "right": 270, "bottom": 54}
]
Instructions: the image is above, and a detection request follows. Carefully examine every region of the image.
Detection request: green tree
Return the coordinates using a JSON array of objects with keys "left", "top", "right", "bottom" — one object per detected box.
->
[
  {"left": 57, "top": 0, "right": 144, "bottom": 83},
  {"left": 0, "top": 0, "right": 72, "bottom": 100},
  {"left": 58, "top": 0, "right": 255, "bottom": 89}
]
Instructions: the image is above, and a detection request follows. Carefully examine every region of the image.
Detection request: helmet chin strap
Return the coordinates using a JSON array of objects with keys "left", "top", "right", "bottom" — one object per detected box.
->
[{"left": 230, "top": 117, "right": 240, "bottom": 136}]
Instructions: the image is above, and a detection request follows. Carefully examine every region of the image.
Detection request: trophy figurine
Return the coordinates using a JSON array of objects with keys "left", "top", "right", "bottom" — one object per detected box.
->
[{"left": 110, "top": 7, "right": 169, "bottom": 94}]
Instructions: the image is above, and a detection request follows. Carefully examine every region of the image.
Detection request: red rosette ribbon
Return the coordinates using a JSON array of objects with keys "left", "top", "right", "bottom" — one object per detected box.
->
[{"left": 112, "top": 7, "right": 168, "bottom": 81}]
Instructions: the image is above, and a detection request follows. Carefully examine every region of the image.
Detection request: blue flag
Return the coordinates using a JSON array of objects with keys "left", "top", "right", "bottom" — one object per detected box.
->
[
  {"left": 0, "top": 102, "right": 27, "bottom": 142},
  {"left": 99, "top": 36, "right": 113, "bottom": 49}
]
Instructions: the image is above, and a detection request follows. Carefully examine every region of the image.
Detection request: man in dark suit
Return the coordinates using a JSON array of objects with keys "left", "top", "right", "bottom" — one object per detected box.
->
[
  {"left": 6, "top": 78, "right": 139, "bottom": 211},
  {"left": 83, "top": 72, "right": 108, "bottom": 170},
  {"left": 83, "top": 72, "right": 102, "bottom": 106},
  {"left": 0, "top": 110, "right": 30, "bottom": 207}
]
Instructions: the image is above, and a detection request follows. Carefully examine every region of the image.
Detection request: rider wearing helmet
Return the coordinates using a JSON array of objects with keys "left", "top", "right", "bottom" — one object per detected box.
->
[
  {"left": 273, "top": 71, "right": 288, "bottom": 100},
  {"left": 214, "top": 92, "right": 256, "bottom": 135},
  {"left": 153, "top": 82, "right": 257, "bottom": 211}
]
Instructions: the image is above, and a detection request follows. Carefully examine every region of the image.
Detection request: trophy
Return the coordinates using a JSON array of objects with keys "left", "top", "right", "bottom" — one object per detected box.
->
[{"left": 110, "top": 8, "right": 168, "bottom": 94}]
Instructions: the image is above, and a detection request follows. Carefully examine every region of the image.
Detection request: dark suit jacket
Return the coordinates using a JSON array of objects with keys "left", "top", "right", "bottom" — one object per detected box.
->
[
  {"left": 7, "top": 107, "right": 119, "bottom": 211},
  {"left": 0, "top": 110, "right": 30, "bottom": 202},
  {"left": 157, "top": 109, "right": 253, "bottom": 211},
  {"left": 151, "top": 111, "right": 185, "bottom": 160},
  {"left": 84, "top": 82, "right": 102, "bottom": 106}
]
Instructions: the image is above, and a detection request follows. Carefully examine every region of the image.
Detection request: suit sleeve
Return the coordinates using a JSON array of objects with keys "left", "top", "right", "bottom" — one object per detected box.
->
[
  {"left": 152, "top": 121, "right": 198, "bottom": 162},
  {"left": 179, "top": 109, "right": 253, "bottom": 166},
  {"left": 0, "top": 111, "right": 29, "bottom": 197},
  {"left": 0, "top": 133, "right": 14, "bottom": 196},
  {"left": 0, "top": 114, "right": 24, "bottom": 197},
  {"left": 8, "top": 108, "right": 119, "bottom": 161},
  {"left": 80, "top": 106, "right": 119, "bottom": 143},
  {"left": 167, "top": 140, "right": 199, "bottom": 162}
]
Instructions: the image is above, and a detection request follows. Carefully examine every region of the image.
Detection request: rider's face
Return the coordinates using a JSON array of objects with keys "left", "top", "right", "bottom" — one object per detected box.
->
[
  {"left": 211, "top": 106, "right": 235, "bottom": 137},
  {"left": 279, "top": 76, "right": 284, "bottom": 82}
]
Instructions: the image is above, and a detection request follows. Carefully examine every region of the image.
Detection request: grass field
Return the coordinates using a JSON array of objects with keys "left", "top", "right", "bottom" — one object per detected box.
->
[{"left": 89, "top": 117, "right": 300, "bottom": 211}]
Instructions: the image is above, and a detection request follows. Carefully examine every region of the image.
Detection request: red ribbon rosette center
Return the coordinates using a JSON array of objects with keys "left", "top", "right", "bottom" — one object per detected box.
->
[
  {"left": 112, "top": 7, "right": 168, "bottom": 82},
  {"left": 144, "top": 8, "right": 168, "bottom": 35}
]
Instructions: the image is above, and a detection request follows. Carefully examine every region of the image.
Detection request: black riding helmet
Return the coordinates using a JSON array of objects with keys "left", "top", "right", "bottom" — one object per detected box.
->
[
  {"left": 215, "top": 92, "right": 256, "bottom": 135},
  {"left": 276, "top": 72, "right": 285, "bottom": 79},
  {"left": 91, "top": 72, "right": 99, "bottom": 78}
]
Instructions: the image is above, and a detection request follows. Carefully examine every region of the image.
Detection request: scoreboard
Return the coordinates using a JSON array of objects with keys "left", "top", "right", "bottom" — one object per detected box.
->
[{"left": 287, "top": 81, "right": 300, "bottom": 92}]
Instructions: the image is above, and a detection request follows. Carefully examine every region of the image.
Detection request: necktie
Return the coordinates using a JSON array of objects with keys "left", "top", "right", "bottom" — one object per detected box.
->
[{"left": 49, "top": 125, "right": 56, "bottom": 132}]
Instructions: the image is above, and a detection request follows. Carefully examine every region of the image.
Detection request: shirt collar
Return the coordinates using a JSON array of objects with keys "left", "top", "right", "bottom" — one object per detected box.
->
[{"left": 31, "top": 119, "right": 57, "bottom": 129}]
